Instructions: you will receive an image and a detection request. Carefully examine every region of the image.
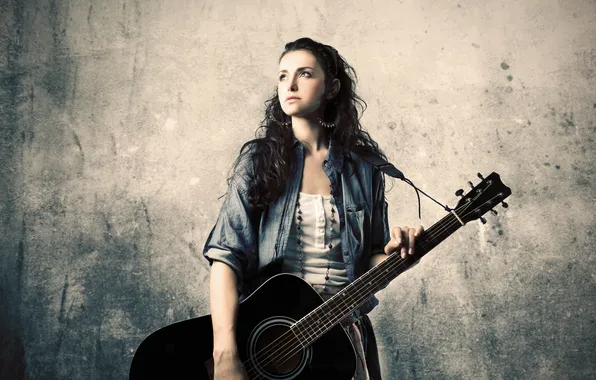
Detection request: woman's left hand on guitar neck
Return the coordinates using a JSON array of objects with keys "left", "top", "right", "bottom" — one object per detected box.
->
[{"left": 369, "top": 225, "right": 425, "bottom": 269}]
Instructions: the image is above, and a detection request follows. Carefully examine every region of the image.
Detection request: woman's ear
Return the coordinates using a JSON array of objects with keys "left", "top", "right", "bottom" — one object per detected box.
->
[{"left": 328, "top": 78, "right": 341, "bottom": 99}]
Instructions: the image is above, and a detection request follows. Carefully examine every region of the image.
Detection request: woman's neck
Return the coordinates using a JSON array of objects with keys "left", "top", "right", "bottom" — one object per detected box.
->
[{"left": 291, "top": 117, "right": 328, "bottom": 154}]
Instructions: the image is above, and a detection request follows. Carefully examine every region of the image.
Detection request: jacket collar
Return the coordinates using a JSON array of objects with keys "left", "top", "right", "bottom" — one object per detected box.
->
[{"left": 292, "top": 134, "right": 345, "bottom": 173}]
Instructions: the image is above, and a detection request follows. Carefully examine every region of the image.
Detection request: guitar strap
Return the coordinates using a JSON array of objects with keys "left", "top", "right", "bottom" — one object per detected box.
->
[
  {"left": 350, "top": 146, "right": 452, "bottom": 217},
  {"left": 350, "top": 146, "right": 405, "bottom": 180}
]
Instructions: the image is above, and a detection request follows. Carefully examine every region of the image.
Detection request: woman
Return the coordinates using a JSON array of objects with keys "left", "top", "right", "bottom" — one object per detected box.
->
[{"left": 203, "top": 37, "right": 423, "bottom": 380}]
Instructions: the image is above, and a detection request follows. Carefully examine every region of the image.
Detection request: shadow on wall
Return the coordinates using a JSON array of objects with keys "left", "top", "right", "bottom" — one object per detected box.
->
[{"left": 0, "top": 287, "right": 26, "bottom": 380}]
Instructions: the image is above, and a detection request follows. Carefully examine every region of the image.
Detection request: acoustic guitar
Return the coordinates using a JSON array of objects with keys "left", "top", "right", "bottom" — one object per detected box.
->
[{"left": 129, "top": 172, "right": 511, "bottom": 379}]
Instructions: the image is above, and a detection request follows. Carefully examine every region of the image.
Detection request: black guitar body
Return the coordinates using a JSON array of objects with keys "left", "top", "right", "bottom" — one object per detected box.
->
[{"left": 129, "top": 274, "right": 357, "bottom": 379}]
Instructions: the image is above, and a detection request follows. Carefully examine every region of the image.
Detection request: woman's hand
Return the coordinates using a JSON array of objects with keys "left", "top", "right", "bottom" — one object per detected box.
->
[{"left": 384, "top": 225, "right": 425, "bottom": 259}]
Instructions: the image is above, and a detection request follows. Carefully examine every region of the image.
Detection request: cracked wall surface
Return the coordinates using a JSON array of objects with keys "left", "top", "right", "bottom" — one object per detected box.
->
[{"left": 1, "top": 0, "right": 595, "bottom": 379}]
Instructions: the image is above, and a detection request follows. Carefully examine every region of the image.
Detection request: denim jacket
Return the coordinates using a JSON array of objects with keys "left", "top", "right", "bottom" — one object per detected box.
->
[{"left": 203, "top": 135, "right": 391, "bottom": 321}]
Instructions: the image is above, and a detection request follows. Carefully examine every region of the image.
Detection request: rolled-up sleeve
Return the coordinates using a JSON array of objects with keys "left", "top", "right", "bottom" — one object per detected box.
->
[
  {"left": 370, "top": 168, "right": 391, "bottom": 256},
  {"left": 202, "top": 161, "right": 261, "bottom": 293}
]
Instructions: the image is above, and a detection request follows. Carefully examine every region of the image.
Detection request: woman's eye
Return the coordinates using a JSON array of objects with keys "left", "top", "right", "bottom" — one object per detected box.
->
[{"left": 278, "top": 72, "right": 311, "bottom": 81}]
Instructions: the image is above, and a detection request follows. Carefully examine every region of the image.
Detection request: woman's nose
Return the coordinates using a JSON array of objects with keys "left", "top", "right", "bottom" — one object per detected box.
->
[{"left": 287, "top": 75, "right": 298, "bottom": 91}]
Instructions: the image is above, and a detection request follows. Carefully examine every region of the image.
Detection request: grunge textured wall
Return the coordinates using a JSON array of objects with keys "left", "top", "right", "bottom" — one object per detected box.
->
[{"left": 1, "top": 0, "right": 595, "bottom": 379}]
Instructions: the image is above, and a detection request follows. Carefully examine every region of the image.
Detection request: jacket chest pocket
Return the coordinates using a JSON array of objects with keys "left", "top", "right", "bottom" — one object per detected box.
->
[{"left": 345, "top": 205, "right": 364, "bottom": 259}]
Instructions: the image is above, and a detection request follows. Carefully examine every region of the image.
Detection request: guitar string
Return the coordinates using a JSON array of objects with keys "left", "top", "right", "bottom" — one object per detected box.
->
[
  {"left": 288, "top": 192, "right": 496, "bottom": 345},
  {"left": 243, "top": 197, "right": 479, "bottom": 379},
  {"left": 244, "top": 193, "right": 498, "bottom": 378},
  {"left": 261, "top": 191, "right": 504, "bottom": 377},
  {"left": 286, "top": 195, "right": 501, "bottom": 360},
  {"left": 242, "top": 197, "right": 479, "bottom": 379},
  {"left": 291, "top": 194, "right": 505, "bottom": 364}
]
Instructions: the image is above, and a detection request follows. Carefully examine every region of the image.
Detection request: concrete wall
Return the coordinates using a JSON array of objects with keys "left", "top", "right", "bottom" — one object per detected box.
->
[{"left": 1, "top": 0, "right": 594, "bottom": 378}]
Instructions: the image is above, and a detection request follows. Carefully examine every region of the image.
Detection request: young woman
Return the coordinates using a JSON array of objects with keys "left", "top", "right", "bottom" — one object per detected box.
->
[{"left": 203, "top": 37, "right": 424, "bottom": 380}]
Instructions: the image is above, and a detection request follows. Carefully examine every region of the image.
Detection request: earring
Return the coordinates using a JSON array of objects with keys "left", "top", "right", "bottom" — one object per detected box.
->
[
  {"left": 269, "top": 114, "right": 291, "bottom": 127},
  {"left": 318, "top": 100, "right": 340, "bottom": 129}
]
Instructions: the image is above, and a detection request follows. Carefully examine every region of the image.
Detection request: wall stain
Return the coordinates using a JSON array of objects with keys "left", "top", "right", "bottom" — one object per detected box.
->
[
  {"left": 87, "top": 4, "right": 93, "bottom": 25},
  {"left": 58, "top": 275, "right": 69, "bottom": 325},
  {"left": 94, "top": 335, "right": 117, "bottom": 375},
  {"left": 559, "top": 111, "right": 575, "bottom": 133},
  {"left": 105, "top": 218, "right": 113, "bottom": 240},
  {"left": 110, "top": 132, "right": 118, "bottom": 156},
  {"left": 409, "top": 347, "right": 420, "bottom": 379},
  {"left": 72, "top": 130, "right": 84, "bottom": 166},
  {"left": 139, "top": 198, "right": 153, "bottom": 252},
  {"left": 545, "top": 106, "right": 577, "bottom": 135},
  {"left": 70, "top": 64, "right": 78, "bottom": 107},
  {"left": 0, "top": 291, "right": 27, "bottom": 379},
  {"left": 419, "top": 279, "right": 427, "bottom": 306},
  {"left": 41, "top": 0, "right": 74, "bottom": 108},
  {"left": 463, "top": 260, "right": 471, "bottom": 279},
  {"left": 189, "top": 241, "right": 198, "bottom": 255},
  {"left": 53, "top": 274, "right": 70, "bottom": 377},
  {"left": 0, "top": 2, "right": 28, "bottom": 377},
  {"left": 490, "top": 221, "right": 504, "bottom": 236},
  {"left": 79, "top": 225, "right": 173, "bottom": 377},
  {"left": 141, "top": 198, "right": 152, "bottom": 234},
  {"left": 69, "top": 130, "right": 85, "bottom": 177},
  {"left": 17, "top": 218, "right": 26, "bottom": 297},
  {"left": 575, "top": 48, "right": 595, "bottom": 80},
  {"left": 543, "top": 162, "right": 561, "bottom": 170}
]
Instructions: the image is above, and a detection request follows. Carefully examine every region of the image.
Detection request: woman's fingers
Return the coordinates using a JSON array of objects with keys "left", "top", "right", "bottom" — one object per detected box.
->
[
  {"left": 385, "top": 226, "right": 402, "bottom": 255},
  {"left": 415, "top": 224, "right": 424, "bottom": 237},
  {"left": 400, "top": 226, "right": 409, "bottom": 258},
  {"left": 384, "top": 225, "right": 425, "bottom": 258},
  {"left": 408, "top": 227, "right": 416, "bottom": 256}
]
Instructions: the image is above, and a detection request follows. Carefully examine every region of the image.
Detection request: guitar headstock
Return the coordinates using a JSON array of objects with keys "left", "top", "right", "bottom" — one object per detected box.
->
[{"left": 454, "top": 172, "right": 512, "bottom": 224}]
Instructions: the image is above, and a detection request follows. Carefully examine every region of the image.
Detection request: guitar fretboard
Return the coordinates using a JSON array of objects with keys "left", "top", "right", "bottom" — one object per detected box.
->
[{"left": 290, "top": 210, "right": 465, "bottom": 346}]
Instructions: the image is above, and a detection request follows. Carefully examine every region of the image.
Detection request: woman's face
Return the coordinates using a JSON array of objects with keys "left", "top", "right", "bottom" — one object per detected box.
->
[{"left": 277, "top": 49, "right": 329, "bottom": 119}]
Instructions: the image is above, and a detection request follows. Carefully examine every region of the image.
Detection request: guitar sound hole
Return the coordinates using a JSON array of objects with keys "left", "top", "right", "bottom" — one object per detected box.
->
[
  {"left": 248, "top": 316, "right": 312, "bottom": 379},
  {"left": 256, "top": 325, "right": 301, "bottom": 374}
]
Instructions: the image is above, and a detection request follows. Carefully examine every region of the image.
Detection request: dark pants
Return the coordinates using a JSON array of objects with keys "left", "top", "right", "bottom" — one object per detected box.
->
[{"left": 356, "top": 314, "right": 382, "bottom": 380}]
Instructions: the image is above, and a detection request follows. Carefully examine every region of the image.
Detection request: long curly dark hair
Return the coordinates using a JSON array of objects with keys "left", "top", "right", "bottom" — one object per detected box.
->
[{"left": 226, "top": 37, "right": 388, "bottom": 210}]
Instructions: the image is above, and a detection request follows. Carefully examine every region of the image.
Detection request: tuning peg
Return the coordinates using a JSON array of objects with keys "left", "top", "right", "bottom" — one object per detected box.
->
[
  {"left": 477, "top": 173, "right": 484, "bottom": 180},
  {"left": 455, "top": 189, "right": 464, "bottom": 197},
  {"left": 501, "top": 201, "right": 508, "bottom": 208},
  {"left": 490, "top": 209, "right": 498, "bottom": 215},
  {"left": 479, "top": 216, "right": 487, "bottom": 224},
  {"left": 468, "top": 181, "right": 474, "bottom": 189}
]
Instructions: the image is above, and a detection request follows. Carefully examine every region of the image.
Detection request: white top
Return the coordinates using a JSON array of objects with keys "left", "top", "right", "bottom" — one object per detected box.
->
[{"left": 282, "top": 191, "right": 349, "bottom": 287}]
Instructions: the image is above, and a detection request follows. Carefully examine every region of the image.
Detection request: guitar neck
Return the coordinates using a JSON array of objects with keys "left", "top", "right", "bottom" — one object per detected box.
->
[{"left": 291, "top": 211, "right": 464, "bottom": 346}]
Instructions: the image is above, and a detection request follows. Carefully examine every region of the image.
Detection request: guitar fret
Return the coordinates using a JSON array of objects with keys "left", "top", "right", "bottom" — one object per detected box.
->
[{"left": 289, "top": 326, "right": 306, "bottom": 348}]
